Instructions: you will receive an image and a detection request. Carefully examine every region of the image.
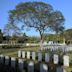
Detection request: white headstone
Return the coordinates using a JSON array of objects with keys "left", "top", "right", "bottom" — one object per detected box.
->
[
  {"left": 5, "top": 56, "right": 9, "bottom": 65},
  {"left": 11, "top": 57, "right": 16, "bottom": 68},
  {"left": 18, "top": 50, "right": 22, "bottom": 58},
  {"left": 56, "top": 67, "right": 66, "bottom": 72},
  {"left": 54, "top": 54, "right": 59, "bottom": 64},
  {"left": 27, "top": 51, "right": 30, "bottom": 59},
  {"left": 0, "top": 55, "right": 4, "bottom": 64},
  {"left": 45, "top": 53, "right": 49, "bottom": 62},
  {"left": 63, "top": 55, "right": 69, "bottom": 67},
  {"left": 38, "top": 52, "right": 42, "bottom": 61},
  {"left": 51, "top": 48, "right": 53, "bottom": 52},
  {"left": 28, "top": 61, "right": 34, "bottom": 72},
  {"left": 22, "top": 51, "right": 25, "bottom": 58},
  {"left": 32, "top": 52, "right": 36, "bottom": 60},
  {"left": 40, "top": 63, "right": 48, "bottom": 72},
  {"left": 18, "top": 59, "right": 24, "bottom": 70}
]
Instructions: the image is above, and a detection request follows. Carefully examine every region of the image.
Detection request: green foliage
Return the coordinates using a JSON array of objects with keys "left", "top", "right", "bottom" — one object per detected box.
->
[
  {"left": 5, "top": 2, "right": 64, "bottom": 38},
  {"left": 64, "top": 29, "right": 72, "bottom": 40},
  {"left": 27, "top": 36, "right": 40, "bottom": 43},
  {"left": 44, "top": 28, "right": 72, "bottom": 44},
  {"left": 0, "top": 29, "right": 3, "bottom": 43},
  {"left": 45, "top": 33, "right": 63, "bottom": 43},
  {"left": 2, "top": 45, "right": 21, "bottom": 49},
  {"left": 17, "top": 33, "right": 28, "bottom": 43},
  {"left": 49, "top": 11, "right": 65, "bottom": 33}
]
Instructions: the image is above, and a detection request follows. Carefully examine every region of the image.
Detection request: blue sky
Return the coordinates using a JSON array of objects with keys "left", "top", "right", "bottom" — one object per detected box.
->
[{"left": 0, "top": 0, "right": 72, "bottom": 36}]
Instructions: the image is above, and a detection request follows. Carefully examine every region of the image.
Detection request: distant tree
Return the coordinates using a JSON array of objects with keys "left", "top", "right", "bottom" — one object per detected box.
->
[
  {"left": 18, "top": 33, "right": 28, "bottom": 43},
  {"left": 27, "top": 36, "right": 40, "bottom": 43},
  {"left": 3, "top": 23, "right": 21, "bottom": 36},
  {"left": 3, "top": 35, "right": 11, "bottom": 42},
  {"left": 11, "top": 34, "right": 18, "bottom": 41},
  {"left": 0, "top": 29, "right": 3, "bottom": 43},
  {"left": 64, "top": 29, "right": 72, "bottom": 44},
  {"left": 5, "top": 2, "right": 65, "bottom": 49}
]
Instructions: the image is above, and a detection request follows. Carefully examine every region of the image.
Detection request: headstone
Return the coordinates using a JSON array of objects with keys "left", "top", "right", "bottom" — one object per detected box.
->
[
  {"left": 32, "top": 52, "right": 36, "bottom": 60},
  {"left": 28, "top": 61, "right": 34, "bottom": 72},
  {"left": 0, "top": 55, "right": 4, "bottom": 64},
  {"left": 11, "top": 57, "right": 16, "bottom": 68},
  {"left": 5, "top": 56, "right": 9, "bottom": 65},
  {"left": 22, "top": 51, "right": 25, "bottom": 58},
  {"left": 18, "top": 50, "right": 22, "bottom": 58},
  {"left": 18, "top": 59, "right": 24, "bottom": 70},
  {"left": 40, "top": 63, "right": 48, "bottom": 72},
  {"left": 27, "top": 51, "right": 30, "bottom": 59},
  {"left": 52, "top": 47, "right": 55, "bottom": 51},
  {"left": 45, "top": 53, "right": 49, "bottom": 62},
  {"left": 54, "top": 54, "right": 59, "bottom": 64},
  {"left": 38, "top": 52, "right": 42, "bottom": 61},
  {"left": 51, "top": 48, "right": 53, "bottom": 52},
  {"left": 63, "top": 55, "right": 69, "bottom": 67},
  {"left": 56, "top": 67, "right": 66, "bottom": 72}
]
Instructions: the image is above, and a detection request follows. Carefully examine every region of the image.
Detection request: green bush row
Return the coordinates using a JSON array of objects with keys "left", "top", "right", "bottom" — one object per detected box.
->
[
  {"left": 1, "top": 45, "right": 39, "bottom": 49},
  {"left": 2, "top": 45, "right": 22, "bottom": 49}
]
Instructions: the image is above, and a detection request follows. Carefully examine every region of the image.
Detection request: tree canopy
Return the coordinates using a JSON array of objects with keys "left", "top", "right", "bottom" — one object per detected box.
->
[{"left": 4, "top": 2, "right": 65, "bottom": 48}]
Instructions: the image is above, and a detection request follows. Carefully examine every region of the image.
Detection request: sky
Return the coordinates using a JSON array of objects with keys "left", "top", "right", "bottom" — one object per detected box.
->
[{"left": 0, "top": 0, "right": 72, "bottom": 36}]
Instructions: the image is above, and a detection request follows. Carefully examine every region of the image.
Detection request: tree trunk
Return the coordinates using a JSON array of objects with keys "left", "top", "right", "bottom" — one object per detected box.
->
[{"left": 40, "top": 33, "right": 44, "bottom": 50}]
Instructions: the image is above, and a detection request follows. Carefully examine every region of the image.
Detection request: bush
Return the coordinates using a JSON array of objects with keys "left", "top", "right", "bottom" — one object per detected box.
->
[{"left": 2, "top": 45, "right": 22, "bottom": 49}]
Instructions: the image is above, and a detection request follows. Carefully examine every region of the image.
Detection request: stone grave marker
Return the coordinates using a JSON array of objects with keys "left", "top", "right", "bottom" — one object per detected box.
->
[
  {"left": 22, "top": 51, "right": 25, "bottom": 58},
  {"left": 28, "top": 61, "right": 34, "bottom": 72},
  {"left": 51, "top": 48, "right": 53, "bottom": 52},
  {"left": 5, "top": 56, "right": 9, "bottom": 65},
  {"left": 32, "top": 52, "right": 36, "bottom": 60},
  {"left": 27, "top": 51, "right": 30, "bottom": 59},
  {"left": 45, "top": 53, "right": 49, "bottom": 62},
  {"left": 38, "top": 52, "right": 42, "bottom": 61},
  {"left": 18, "top": 50, "right": 22, "bottom": 58},
  {"left": 0, "top": 55, "right": 4, "bottom": 64},
  {"left": 40, "top": 63, "right": 48, "bottom": 72},
  {"left": 54, "top": 54, "right": 59, "bottom": 64},
  {"left": 63, "top": 55, "right": 69, "bottom": 67},
  {"left": 11, "top": 57, "right": 16, "bottom": 68},
  {"left": 18, "top": 59, "right": 24, "bottom": 70},
  {"left": 56, "top": 67, "right": 66, "bottom": 72}
]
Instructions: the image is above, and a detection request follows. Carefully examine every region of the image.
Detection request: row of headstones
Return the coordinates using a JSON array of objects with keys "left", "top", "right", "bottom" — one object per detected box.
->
[
  {"left": 41, "top": 47, "right": 63, "bottom": 52},
  {"left": 18, "top": 51, "right": 69, "bottom": 67},
  {"left": 66, "top": 46, "right": 72, "bottom": 51},
  {"left": 42, "top": 46, "right": 72, "bottom": 52},
  {"left": 0, "top": 55, "right": 67, "bottom": 72}
]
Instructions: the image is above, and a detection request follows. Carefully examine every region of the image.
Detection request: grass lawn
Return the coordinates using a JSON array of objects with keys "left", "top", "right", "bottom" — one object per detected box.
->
[{"left": 0, "top": 46, "right": 39, "bottom": 57}]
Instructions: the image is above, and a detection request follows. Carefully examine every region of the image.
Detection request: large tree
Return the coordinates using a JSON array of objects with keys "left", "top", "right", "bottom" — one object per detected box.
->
[{"left": 5, "top": 2, "right": 65, "bottom": 49}]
